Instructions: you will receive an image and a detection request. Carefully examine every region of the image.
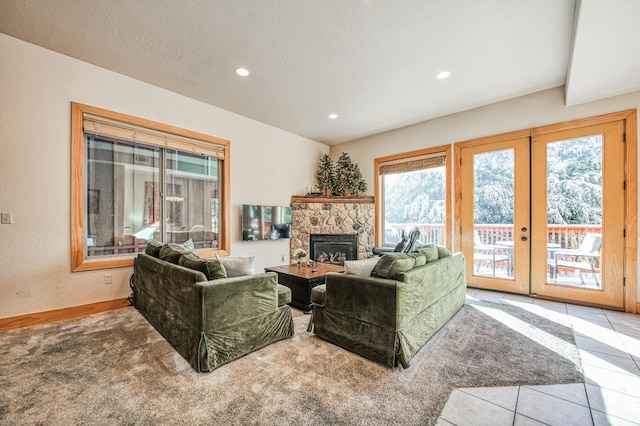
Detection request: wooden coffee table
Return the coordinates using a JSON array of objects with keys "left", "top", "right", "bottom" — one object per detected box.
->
[{"left": 265, "top": 263, "right": 345, "bottom": 313}]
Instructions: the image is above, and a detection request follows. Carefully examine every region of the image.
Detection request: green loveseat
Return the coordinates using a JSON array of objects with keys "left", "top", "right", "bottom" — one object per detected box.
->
[
  {"left": 308, "top": 251, "right": 466, "bottom": 368},
  {"left": 133, "top": 252, "right": 294, "bottom": 372}
]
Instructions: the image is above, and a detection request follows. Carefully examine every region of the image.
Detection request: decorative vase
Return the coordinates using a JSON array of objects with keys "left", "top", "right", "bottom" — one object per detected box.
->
[{"left": 297, "top": 258, "right": 302, "bottom": 267}]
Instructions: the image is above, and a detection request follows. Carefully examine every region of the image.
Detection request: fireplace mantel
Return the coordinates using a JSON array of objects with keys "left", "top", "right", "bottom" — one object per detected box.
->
[
  {"left": 290, "top": 195, "right": 375, "bottom": 262},
  {"left": 291, "top": 195, "right": 374, "bottom": 204}
]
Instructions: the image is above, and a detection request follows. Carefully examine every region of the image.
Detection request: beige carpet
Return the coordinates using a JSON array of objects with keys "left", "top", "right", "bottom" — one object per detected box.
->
[{"left": 0, "top": 299, "right": 583, "bottom": 425}]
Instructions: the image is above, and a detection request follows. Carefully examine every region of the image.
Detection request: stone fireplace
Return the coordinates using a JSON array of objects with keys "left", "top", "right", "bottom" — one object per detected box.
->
[{"left": 290, "top": 196, "right": 375, "bottom": 264}]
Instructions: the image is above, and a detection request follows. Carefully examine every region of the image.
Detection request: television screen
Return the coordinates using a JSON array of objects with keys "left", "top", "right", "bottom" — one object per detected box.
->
[{"left": 242, "top": 204, "right": 292, "bottom": 240}]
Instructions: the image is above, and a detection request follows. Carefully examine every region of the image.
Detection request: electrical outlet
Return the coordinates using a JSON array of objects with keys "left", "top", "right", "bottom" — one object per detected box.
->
[
  {"left": 104, "top": 274, "right": 112, "bottom": 285},
  {"left": 281, "top": 254, "right": 286, "bottom": 262},
  {"left": 1, "top": 212, "right": 12, "bottom": 224}
]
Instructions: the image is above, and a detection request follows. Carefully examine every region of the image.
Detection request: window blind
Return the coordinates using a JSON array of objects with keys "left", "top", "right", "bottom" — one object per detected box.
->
[
  {"left": 378, "top": 152, "right": 445, "bottom": 175},
  {"left": 83, "top": 113, "right": 225, "bottom": 160}
]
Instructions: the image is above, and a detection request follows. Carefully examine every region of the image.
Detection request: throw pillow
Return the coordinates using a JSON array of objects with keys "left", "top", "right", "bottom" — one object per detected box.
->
[
  {"left": 215, "top": 255, "right": 256, "bottom": 277},
  {"left": 144, "top": 241, "right": 164, "bottom": 258},
  {"left": 436, "top": 245, "right": 451, "bottom": 258},
  {"left": 182, "top": 238, "right": 195, "bottom": 252},
  {"left": 372, "top": 253, "right": 416, "bottom": 280},
  {"left": 417, "top": 244, "right": 439, "bottom": 263},
  {"left": 179, "top": 254, "right": 227, "bottom": 280},
  {"left": 344, "top": 257, "right": 380, "bottom": 277},
  {"left": 159, "top": 242, "right": 195, "bottom": 264}
]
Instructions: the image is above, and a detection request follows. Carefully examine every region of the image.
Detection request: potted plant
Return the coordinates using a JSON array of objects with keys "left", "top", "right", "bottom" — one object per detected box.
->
[{"left": 293, "top": 249, "right": 307, "bottom": 267}]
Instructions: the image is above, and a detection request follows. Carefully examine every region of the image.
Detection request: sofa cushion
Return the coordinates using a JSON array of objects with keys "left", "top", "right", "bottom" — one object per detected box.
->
[
  {"left": 215, "top": 255, "right": 256, "bottom": 277},
  {"left": 437, "top": 245, "right": 451, "bottom": 258},
  {"left": 159, "top": 242, "right": 195, "bottom": 264},
  {"left": 144, "top": 241, "right": 164, "bottom": 258},
  {"left": 417, "top": 244, "right": 439, "bottom": 263},
  {"left": 179, "top": 254, "right": 227, "bottom": 280},
  {"left": 406, "top": 252, "right": 427, "bottom": 266},
  {"left": 372, "top": 253, "right": 416, "bottom": 280},
  {"left": 344, "top": 257, "right": 379, "bottom": 277}
]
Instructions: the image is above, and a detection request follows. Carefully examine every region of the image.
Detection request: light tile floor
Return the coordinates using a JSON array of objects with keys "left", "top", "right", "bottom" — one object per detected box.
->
[{"left": 437, "top": 288, "right": 640, "bottom": 426}]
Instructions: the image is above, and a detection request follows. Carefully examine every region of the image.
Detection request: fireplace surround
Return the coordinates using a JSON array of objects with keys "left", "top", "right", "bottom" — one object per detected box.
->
[{"left": 290, "top": 196, "right": 375, "bottom": 263}]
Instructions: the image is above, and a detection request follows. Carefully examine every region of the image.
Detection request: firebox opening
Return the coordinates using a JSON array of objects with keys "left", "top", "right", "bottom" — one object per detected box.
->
[{"left": 309, "top": 233, "right": 358, "bottom": 265}]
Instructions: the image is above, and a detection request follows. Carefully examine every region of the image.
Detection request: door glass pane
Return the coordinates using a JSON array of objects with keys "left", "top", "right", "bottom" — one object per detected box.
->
[
  {"left": 546, "top": 136, "right": 602, "bottom": 288},
  {"left": 473, "top": 149, "right": 514, "bottom": 277},
  {"left": 382, "top": 166, "right": 446, "bottom": 246}
]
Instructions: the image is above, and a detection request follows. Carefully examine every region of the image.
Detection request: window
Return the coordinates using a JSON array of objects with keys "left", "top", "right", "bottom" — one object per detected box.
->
[
  {"left": 374, "top": 146, "right": 451, "bottom": 249},
  {"left": 71, "top": 103, "right": 230, "bottom": 271}
]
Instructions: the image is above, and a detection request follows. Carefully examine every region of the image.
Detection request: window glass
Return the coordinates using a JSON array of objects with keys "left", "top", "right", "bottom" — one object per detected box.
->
[
  {"left": 472, "top": 148, "right": 514, "bottom": 277},
  {"left": 86, "top": 137, "right": 160, "bottom": 256},
  {"left": 164, "top": 150, "right": 220, "bottom": 248},
  {"left": 546, "top": 135, "right": 602, "bottom": 288},
  {"left": 85, "top": 137, "right": 220, "bottom": 258},
  {"left": 382, "top": 166, "right": 446, "bottom": 245}
]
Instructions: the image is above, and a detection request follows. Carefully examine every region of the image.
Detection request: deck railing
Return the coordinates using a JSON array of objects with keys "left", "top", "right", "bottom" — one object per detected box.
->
[
  {"left": 473, "top": 224, "right": 601, "bottom": 249},
  {"left": 387, "top": 223, "right": 602, "bottom": 250},
  {"left": 386, "top": 223, "right": 447, "bottom": 246},
  {"left": 388, "top": 222, "right": 602, "bottom": 278}
]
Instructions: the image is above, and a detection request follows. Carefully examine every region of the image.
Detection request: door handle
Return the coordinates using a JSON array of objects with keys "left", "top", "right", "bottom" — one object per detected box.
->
[
  {"left": 521, "top": 227, "right": 528, "bottom": 232},
  {"left": 521, "top": 236, "right": 528, "bottom": 242}
]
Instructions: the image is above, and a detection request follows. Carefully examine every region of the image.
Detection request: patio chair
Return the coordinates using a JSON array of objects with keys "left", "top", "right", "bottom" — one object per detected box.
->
[
  {"left": 473, "top": 232, "right": 511, "bottom": 276},
  {"left": 548, "top": 233, "right": 602, "bottom": 285},
  {"left": 188, "top": 224, "right": 207, "bottom": 247}
]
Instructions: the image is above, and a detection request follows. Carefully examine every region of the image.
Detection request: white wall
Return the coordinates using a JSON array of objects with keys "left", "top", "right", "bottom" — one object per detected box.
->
[
  {"left": 0, "top": 34, "right": 328, "bottom": 319},
  {"left": 332, "top": 86, "right": 640, "bottom": 303}
]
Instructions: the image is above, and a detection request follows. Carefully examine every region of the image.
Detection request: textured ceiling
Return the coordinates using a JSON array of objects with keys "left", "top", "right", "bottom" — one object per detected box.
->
[{"left": 1, "top": 0, "right": 639, "bottom": 145}]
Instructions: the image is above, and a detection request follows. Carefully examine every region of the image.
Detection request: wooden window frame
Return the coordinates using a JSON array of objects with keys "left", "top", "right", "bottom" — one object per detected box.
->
[
  {"left": 374, "top": 145, "right": 452, "bottom": 249},
  {"left": 71, "top": 102, "right": 231, "bottom": 271}
]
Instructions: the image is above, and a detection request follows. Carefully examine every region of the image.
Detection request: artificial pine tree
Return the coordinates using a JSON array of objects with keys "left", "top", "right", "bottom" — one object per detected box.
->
[
  {"left": 357, "top": 177, "right": 368, "bottom": 195},
  {"left": 333, "top": 152, "right": 366, "bottom": 196},
  {"left": 315, "top": 154, "right": 335, "bottom": 196},
  {"left": 349, "top": 163, "right": 365, "bottom": 195},
  {"left": 334, "top": 152, "right": 353, "bottom": 195},
  {"left": 316, "top": 152, "right": 366, "bottom": 196}
]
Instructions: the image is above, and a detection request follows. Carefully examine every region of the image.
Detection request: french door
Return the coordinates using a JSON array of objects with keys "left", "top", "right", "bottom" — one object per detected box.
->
[
  {"left": 530, "top": 120, "right": 625, "bottom": 307},
  {"left": 459, "top": 133, "right": 530, "bottom": 294},
  {"left": 457, "top": 115, "right": 631, "bottom": 309}
]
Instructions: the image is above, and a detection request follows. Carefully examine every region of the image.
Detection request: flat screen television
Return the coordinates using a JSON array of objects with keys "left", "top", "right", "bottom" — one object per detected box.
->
[{"left": 242, "top": 204, "right": 292, "bottom": 241}]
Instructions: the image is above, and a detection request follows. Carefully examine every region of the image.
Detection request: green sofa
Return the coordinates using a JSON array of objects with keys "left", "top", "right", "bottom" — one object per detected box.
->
[
  {"left": 308, "top": 251, "right": 466, "bottom": 368},
  {"left": 133, "top": 252, "right": 294, "bottom": 372}
]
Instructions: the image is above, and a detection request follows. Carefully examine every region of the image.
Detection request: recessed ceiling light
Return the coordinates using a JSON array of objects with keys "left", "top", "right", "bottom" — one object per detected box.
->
[
  {"left": 436, "top": 70, "right": 451, "bottom": 80},
  {"left": 328, "top": 113, "right": 339, "bottom": 119},
  {"left": 235, "top": 67, "right": 250, "bottom": 77}
]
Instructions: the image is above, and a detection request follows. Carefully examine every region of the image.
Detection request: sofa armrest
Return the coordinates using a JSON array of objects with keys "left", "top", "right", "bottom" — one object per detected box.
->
[
  {"left": 277, "top": 284, "right": 292, "bottom": 306},
  {"left": 310, "top": 284, "right": 327, "bottom": 307},
  {"left": 396, "top": 253, "right": 466, "bottom": 327},
  {"left": 371, "top": 246, "right": 394, "bottom": 256},
  {"left": 201, "top": 272, "right": 279, "bottom": 329},
  {"left": 325, "top": 272, "right": 398, "bottom": 328}
]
